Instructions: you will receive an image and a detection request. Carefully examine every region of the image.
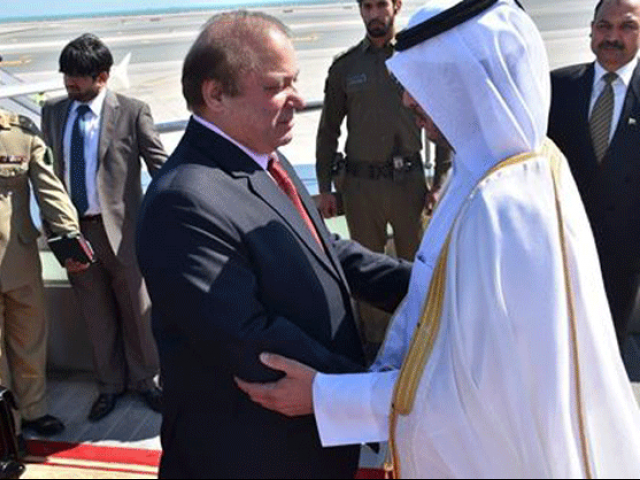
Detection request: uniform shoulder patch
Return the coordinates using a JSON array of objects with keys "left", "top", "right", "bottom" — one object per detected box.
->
[
  {"left": 13, "top": 115, "right": 40, "bottom": 134},
  {"left": 0, "top": 110, "right": 42, "bottom": 137},
  {"left": 5, "top": 114, "right": 41, "bottom": 137},
  {"left": 332, "top": 42, "right": 361, "bottom": 65}
]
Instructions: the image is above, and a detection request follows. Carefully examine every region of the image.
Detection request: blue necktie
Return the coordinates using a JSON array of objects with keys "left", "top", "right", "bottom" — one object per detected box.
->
[{"left": 70, "top": 104, "right": 91, "bottom": 216}]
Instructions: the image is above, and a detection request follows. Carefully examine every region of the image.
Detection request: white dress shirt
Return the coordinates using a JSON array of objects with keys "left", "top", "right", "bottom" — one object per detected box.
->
[
  {"left": 63, "top": 88, "right": 107, "bottom": 216},
  {"left": 591, "top": 58, "right": 638, "bottom": 143},
  {"left": 192, "top": 114, "right": 271, "bottom": 170}
]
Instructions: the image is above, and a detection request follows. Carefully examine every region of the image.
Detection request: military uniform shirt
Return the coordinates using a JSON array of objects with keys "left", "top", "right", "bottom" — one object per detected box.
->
[
  {"left": 0, "top": 109, "right": 79, "bottom": 291},
  {"left": 316, "top": 37, "right": 422, "bottom": 193}
]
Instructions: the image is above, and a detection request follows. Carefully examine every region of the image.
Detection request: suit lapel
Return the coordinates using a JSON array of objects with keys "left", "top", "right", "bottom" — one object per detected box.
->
[
  {"left": 247, "top": 160, "right": 342, "bottom": 281},
  {"left": 629, "top": 63, "right": 640, "bottom": 106},
  {"left": 54, "top": 99, "right": 72, "bottom": 180},
  {"left": 276, "top": 156, "right": 351, "bottom": 288},
  {"left": 579, "top": 63, "right": 595, "bottom": 131},
  {"left": 609, "top": 63, "right": 640, "bottom": 156},
  {"left": 98, "top": 90, "right": 119, "bottom": 168},
  {"left": 186, "top": 120, "right": 344, "bottom": 282},
  {"left": 246, "top": 162, "right": 349, "bottom": 336}
]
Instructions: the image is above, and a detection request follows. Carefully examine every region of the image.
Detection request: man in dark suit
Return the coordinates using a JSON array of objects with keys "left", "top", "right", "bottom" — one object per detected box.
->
[
  {"left": 136, "top": 11, "right": 411, "bottom": 479},
  {"left": 548, "top": 0, "right": 640, "bottom": 351},
  {"left": 41, "top": 34, "right": 167, "bottom": 421}
]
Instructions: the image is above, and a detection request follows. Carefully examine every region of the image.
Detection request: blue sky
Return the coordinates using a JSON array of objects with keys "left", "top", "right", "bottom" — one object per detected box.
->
[{"left": 2, "top": 0, "right": 341, "bottom": 22}]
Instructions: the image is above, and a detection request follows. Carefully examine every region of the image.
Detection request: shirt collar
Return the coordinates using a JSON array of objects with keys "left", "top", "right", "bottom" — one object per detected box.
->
[
  {"left": 71, "top": 87, "right": 107, "bottom": 118},
  {"left": 362, "top": 36, "right": 396, "bottom": 53},
  {"left": 192, "top": 114, "right": 271, "bottom": 170},
  {"left": 594, "top": 57, "right": 638, "bottom": 89}
]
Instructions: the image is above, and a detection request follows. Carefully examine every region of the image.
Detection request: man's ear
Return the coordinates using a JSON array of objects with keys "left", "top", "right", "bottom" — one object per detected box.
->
[
  {"left": 96, "top": 71, "right": 110, "bottom": 88},
  {"left": 202, "top": 79, "right": 225, "bottom": 114},
  {"left": 394, "top": 0, "right": 402, "bottom": 14}
]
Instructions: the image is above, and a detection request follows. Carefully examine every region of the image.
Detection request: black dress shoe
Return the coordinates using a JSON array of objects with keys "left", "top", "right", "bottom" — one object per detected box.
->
[
  {"left": 21, "top": 414, "right": 65, "bottom": 436},
  {"left": 0, "top": 460, "right": 25, "bottom": 479},
  {"left": 88, "top": 394, "right": 119, "bottom": 422},
  {"left": 139, "top": 387, "right": 162, "bottom": 413}
]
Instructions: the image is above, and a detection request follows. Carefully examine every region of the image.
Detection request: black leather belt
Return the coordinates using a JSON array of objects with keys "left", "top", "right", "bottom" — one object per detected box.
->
[
  {"left": 345, "top": 153, "right": 422, "bottom": 180},
  {"left": 80, "top": 214, "right": 102, "bottom": 223}
]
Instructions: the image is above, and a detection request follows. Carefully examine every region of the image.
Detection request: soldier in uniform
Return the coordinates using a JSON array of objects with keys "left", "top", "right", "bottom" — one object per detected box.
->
[
  {"left": 316, "top": 0, "right": 451, "bottom": 358},
  {"left": 0, "top": 108, "right": 81, "bottom": 439}
]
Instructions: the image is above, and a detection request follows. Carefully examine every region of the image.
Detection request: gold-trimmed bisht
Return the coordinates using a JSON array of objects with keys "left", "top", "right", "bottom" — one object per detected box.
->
[{"left": 385, "top": 139, "right": 593, "bottom": 479}]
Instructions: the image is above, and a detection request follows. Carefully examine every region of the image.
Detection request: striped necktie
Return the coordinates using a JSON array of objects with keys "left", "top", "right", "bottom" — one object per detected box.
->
[
  {"left": 70, "top": 104, "right": 92, "bottom": 216},
  {"left": 589, "top": 72, "right": 618, "bottom": 163},
  {"left": 268, "top": 154, "right": 323, "bottom": 248}
]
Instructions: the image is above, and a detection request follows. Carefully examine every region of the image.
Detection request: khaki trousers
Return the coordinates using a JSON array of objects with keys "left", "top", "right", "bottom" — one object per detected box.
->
[
  {"left": 0, "top": 278, "right": 48, "bottom": 430},
  {"left": 342, "top": 169, "right": 427, "bottom": 345},
  {"left": 68, "top": 217, "right": 159, "bottom": 394}
]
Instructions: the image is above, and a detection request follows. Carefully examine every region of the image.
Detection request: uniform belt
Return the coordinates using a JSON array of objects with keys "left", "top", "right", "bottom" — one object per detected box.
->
[
  {"left": 345, "top": 153, "right": 422, "bottom": 180},
  {"left": 80, "top": 214, "right": 102, "bottom": 223}
]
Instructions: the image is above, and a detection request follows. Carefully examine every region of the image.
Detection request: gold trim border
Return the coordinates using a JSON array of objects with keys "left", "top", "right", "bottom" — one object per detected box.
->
[{"left": 386, "top": 140, "right": 592, "bottom": 478}]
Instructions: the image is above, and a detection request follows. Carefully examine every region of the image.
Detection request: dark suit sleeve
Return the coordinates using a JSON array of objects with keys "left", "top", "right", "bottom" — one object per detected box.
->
[
  {"left": 138, "top": 188, "right": 364, "bottom": 383},
  {"left": 330, "top": 235, "right": 412, "bottom": 313},
  {"left": 136, "top": 103, "right": 167, "bottom": 177},
  {"left": 548, "top": 66, "right": 583, "bottom": 156},
  {"left": 548, "top": 71, "right": 563, "bottom": 145}
]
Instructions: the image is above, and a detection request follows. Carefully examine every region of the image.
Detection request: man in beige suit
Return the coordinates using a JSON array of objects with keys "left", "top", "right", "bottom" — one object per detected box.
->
[
  {"left": 0, "top": 108, "right": 80, "bottom": 441},
  {"left": 41, "top": 34, "right": 167, "bottom": 421}
]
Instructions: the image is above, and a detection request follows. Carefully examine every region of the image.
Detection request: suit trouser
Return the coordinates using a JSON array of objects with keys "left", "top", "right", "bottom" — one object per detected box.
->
[
  {"left": 601, "top": 260, "right": 638, "bottom": 348},
  {"left": 342, "top": 169, "right": 427, "bottom": 344},
  {"left": 0, "top": 277, "right": 48, "bottom": 430},
  {"left": 68, "top": 217, "right": 159, "bottom": 394}
]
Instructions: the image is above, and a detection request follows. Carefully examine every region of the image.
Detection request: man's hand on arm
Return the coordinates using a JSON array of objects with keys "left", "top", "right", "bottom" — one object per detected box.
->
[
  {"left": 318, "top": 192, "right": 338, "bottom": 219},
  {"left": 235, "top": 353, "right": 318, "bottom": 417}
]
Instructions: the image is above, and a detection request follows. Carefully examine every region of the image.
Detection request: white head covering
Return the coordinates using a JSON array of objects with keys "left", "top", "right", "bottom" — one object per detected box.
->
[
  {"left": 388, "top": 0, "right": 549, "bottom": 172},
  {"left": 379, "top": 0, "right": 551, "bottom": 366}
]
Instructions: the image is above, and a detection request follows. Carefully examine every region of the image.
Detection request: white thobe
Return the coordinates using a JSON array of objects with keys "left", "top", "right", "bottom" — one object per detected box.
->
[
  {"left": 311, "top": 1, "right": 640, "bottom": 477},
  {"left": 313, "top": 151, "right": 640, "bottom": 478}
]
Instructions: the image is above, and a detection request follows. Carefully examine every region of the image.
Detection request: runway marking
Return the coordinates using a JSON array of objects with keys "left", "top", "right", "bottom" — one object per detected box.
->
[
  {"left": 293, "top": 34, "right": 319, "bottom": 42},
  {"left": 0, "top": 13, "right": 413, "bottom": 53},
  {"left": 0, "top": 56, "right": 32, "bottom": 67}
]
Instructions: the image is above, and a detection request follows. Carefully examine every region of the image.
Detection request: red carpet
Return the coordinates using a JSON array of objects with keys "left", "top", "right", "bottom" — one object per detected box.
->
[
  {"left": 355, "top": 467, "right": 386, "bottom": 479},
  {"left": 26, "top": 440, "right": 385, "bottom": 478},
  {"left": 26, "top": 440, "right": 160, "bottom": 476}
]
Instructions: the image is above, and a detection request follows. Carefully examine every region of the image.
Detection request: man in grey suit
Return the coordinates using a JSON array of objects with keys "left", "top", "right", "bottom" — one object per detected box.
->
[{"left": 41, "top": 34, "right": 167, "bottom": 421}]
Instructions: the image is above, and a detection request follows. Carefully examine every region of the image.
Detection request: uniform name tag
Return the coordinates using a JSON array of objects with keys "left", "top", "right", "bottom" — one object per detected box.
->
[
  {"left": 346, "top": 73, "right": 368, "bottom": 87},
  {"left": 0, "top": 156, "right": 26, "bottom": 164}
]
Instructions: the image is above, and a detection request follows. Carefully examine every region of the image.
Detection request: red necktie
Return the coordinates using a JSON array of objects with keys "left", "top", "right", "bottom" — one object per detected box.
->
[{"left": 268, "top": 155, "right": 323, "bottom": 248}]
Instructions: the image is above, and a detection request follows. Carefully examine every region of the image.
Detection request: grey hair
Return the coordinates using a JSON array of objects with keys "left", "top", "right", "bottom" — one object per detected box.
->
[{"left": 182, "top": 10, "right": 291, "bottom": 112}]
